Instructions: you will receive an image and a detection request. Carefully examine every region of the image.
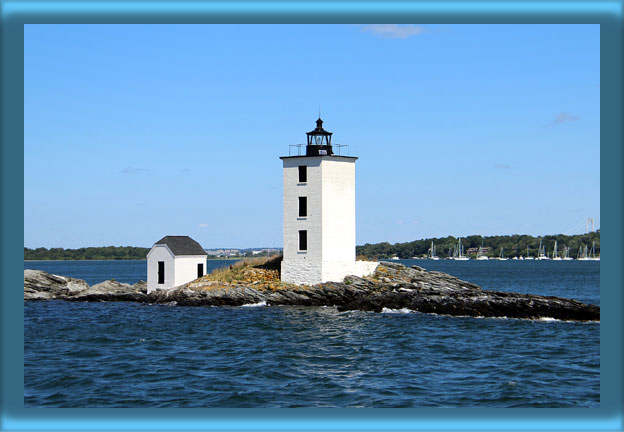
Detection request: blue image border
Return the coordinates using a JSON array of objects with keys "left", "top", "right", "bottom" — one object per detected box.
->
[{"left": 2, "top": 0, "right": 622, "bottom": 430}]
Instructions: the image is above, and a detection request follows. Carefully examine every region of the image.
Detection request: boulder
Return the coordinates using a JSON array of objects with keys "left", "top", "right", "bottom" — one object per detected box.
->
[
  {"left": 133, "top": 280, "right": 147, "bottom": 294},
  {"left": 24, "top": 270, "right": 89, "bottom": 300},
  {"left": 24, "top": 270, "right": 145, "bottom": 302},
  {"left": 72, "top": 279, "right": 145, "bottom": 302}
]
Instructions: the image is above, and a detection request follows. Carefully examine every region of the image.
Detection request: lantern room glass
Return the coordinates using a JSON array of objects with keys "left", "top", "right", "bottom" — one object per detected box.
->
[{"left": 309, "top": 134, "right": 330, "bottom": 146}]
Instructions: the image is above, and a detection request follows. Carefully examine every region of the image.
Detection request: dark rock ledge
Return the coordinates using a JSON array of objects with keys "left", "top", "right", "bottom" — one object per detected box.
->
[{"left": 24, "top": 262, "right": 599, "bottom": 322}]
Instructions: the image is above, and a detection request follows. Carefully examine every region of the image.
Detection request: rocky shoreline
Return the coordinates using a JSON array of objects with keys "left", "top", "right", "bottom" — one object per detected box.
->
[{"left": 24, "top": 262, "right": 600, "bottom": 322}]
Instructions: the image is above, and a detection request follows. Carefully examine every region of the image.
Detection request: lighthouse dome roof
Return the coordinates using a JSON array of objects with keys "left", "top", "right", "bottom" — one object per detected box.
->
[{"left": 307, "top": 117, "right": 332, "bottom": 136}]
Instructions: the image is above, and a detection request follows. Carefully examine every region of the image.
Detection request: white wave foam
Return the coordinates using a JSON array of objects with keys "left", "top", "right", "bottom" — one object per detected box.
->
[
  {"left": 241, "top": 300, "right": 267, "bottom": 307},
  {"left": 381, "top": 307, "right": 413, "bottom": 314},
  {"left": 535, "top": 316, "right": 599, "bottom": 323},
  {"left": 420, "top": 313, "right": 598, "bottom": 324}
]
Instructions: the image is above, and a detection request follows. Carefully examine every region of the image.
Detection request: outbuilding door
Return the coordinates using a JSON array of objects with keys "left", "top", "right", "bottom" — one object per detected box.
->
[
  {"left": 197, "top": 263, "right": 204, "bottom": 278},
  {"left": 158, "top": 261, "right": 165, "bottom": 284}
]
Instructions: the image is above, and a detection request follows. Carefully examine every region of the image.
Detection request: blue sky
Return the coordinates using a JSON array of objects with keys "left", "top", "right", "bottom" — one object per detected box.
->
[{"left": 24, "top": 24, "right": 600, "bottom": 249}]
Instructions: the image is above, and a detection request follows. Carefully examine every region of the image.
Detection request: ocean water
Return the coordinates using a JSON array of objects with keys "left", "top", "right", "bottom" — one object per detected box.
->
[
  {"left": 23, "top": 259, "right": 240, "bottom": 286},
  {"left": 23, "top": 259, "right": 600, "bottom": 408}
]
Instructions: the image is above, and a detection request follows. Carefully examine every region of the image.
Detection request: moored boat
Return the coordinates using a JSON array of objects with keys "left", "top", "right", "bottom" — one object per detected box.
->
[
  {"left": 552, "top": 241, "right": 562, "bottom": 260},
  {"left": 451, "top": 237, "right": 470, "bottom": 260},
  {"left": 587, "top": 242, "right": 600, "bottom": 261},
  {"left": 497, "top": 247, "right": 508, "bottom": 260},
  {"left": 476, "top": 241, "right": 489, "bottom": 260},
  {"left": 429, "top": 241, "right": 440, "bottom": 260},
  {"left": 537, "top": 239, "right": 549, "bottom": 260}
]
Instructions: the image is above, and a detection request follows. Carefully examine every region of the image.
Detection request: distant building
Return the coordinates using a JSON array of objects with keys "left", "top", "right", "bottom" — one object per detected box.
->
[
  {"left": 251, "top": 248, "right": 279, "bottom": 256},
  {"left": 146, "top": 236, "right": 207, "bottom": 293},
  {"left": 279, "top": 118, "right": 378, "bottom": 285},
  {"left": 467, "top": 246, "right": 489, "bottom": 255}
]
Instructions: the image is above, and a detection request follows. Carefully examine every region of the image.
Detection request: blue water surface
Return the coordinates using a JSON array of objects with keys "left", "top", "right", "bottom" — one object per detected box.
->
[
  {"left": 24, "top": 259, "right": 239, "bottom": 286},
  {"left": 23, "top": 259, "right": 600, "bottom": 408}
]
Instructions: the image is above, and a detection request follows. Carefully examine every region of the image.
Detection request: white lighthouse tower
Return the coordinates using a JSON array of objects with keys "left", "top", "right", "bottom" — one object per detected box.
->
[{"left": 280, "top": 118, "right": 378, "bottom": 285}]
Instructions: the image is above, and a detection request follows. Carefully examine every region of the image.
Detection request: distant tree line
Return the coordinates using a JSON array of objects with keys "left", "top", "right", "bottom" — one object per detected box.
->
[
  {"left": 25, "top": 231, "right": 601, "bottom": 261},
  {"left": 356, "top": 231, "right": 601, "bottom": 260},
  {"left": 24, "top": 246, "right": 151, "bottom": 261}
]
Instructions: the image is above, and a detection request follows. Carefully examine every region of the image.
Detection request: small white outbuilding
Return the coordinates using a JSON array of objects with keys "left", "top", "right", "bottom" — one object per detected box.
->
[{"left": 146, "top": 236, "right": 207, "bottom": 293}]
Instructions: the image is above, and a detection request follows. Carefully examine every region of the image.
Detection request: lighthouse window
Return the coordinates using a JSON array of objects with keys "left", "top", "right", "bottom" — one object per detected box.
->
[
  {"left": 298, "top": 196, "right": 307, "bottom": 217},
  {"left": 298, "top": 165, "right": 307, "bottom": 183},
  {"left": 299, "top": 230, "right": 307, "bottom": 251}
]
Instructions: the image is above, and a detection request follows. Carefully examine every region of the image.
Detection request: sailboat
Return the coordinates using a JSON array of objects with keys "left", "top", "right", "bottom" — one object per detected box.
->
[
  {"left": 524, "top": 245, "right": 534, "bottom": 260},
  {"left": 430, "top": 241, "right": 439, "bottom": 260},
  {"left": 452, "top": 237, "right": 470, "bottom": 260},
  {"left": 536, "top": 239, "right": 549, "bottom": 260},
  {"left": 552, "top": 240, "right": 562, "bottom": 260},
  {"left": 476, "top": 241, "right": 489, "bottom": 260},
  {"left": 578, "top": 245, "right": 589, "bottom": 260},
  {"left": 497, "top": 247, "right": 508, "bottom": 260},
  {"left": 587, "top": 241, "right": 600, "bottom": 261}
]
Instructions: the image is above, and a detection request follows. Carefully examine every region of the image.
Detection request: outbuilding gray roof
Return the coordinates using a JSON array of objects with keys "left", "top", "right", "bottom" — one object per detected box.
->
[{"left": 154, "top": 236, "right": 207, "bottom": 256}]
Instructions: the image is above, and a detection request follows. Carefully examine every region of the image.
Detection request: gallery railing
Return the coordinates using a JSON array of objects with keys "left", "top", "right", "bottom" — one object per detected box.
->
[{"left": 287, "top": 143, "right": 350, "bottom": 156}]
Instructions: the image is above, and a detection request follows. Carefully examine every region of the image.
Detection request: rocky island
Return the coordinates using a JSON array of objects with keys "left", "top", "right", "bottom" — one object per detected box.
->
[{"left": 24, "top": 257, "right": 599, "bottom": 322}]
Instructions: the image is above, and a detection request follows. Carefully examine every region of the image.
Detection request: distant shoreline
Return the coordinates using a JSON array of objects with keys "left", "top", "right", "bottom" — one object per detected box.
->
[
  {"left": 24, "top": 258, "right": 243, "bottom": 262},
  {"left": 357, "top": 232, "right": 600, "bottom": 260},
  {"left": 25, "top": 231, "right": 600, "bottom": 261},
  {"left": 23, "top": 245, "right": 277, "bottom": 261}
]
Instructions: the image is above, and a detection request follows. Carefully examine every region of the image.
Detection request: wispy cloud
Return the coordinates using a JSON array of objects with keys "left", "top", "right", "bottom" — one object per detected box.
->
[
  {"left": 361, "top": 24, "right": 427, "bottom": 39},
  {"left": 121, "top": 167, "right": 150, "bottom": 174},
  {"left": 199, "top": 223, "right": 209, "bottom": 228},
  {"left": 495, "top": 163, "right": 512, "bottom": 169},
  {"left": 551, "top": 112, "right": 580, "bottom": 125},
  {"left": 179, "top": 168, "right": 191, "bottom": 173}
]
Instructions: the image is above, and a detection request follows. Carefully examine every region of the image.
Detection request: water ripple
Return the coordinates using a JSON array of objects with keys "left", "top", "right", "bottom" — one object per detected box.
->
[{"left": 25, "top": 297, "right": 599, "bottom": 408}]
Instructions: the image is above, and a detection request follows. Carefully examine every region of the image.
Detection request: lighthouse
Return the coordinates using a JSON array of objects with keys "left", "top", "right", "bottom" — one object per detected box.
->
[{"left": 279, "top": 118, "right": 378, "bottom": 285}]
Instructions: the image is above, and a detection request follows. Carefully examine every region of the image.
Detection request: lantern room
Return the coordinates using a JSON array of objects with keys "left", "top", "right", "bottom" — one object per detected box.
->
[{"left": 306, "top": 118, "right": 333, "bottom": 156}]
